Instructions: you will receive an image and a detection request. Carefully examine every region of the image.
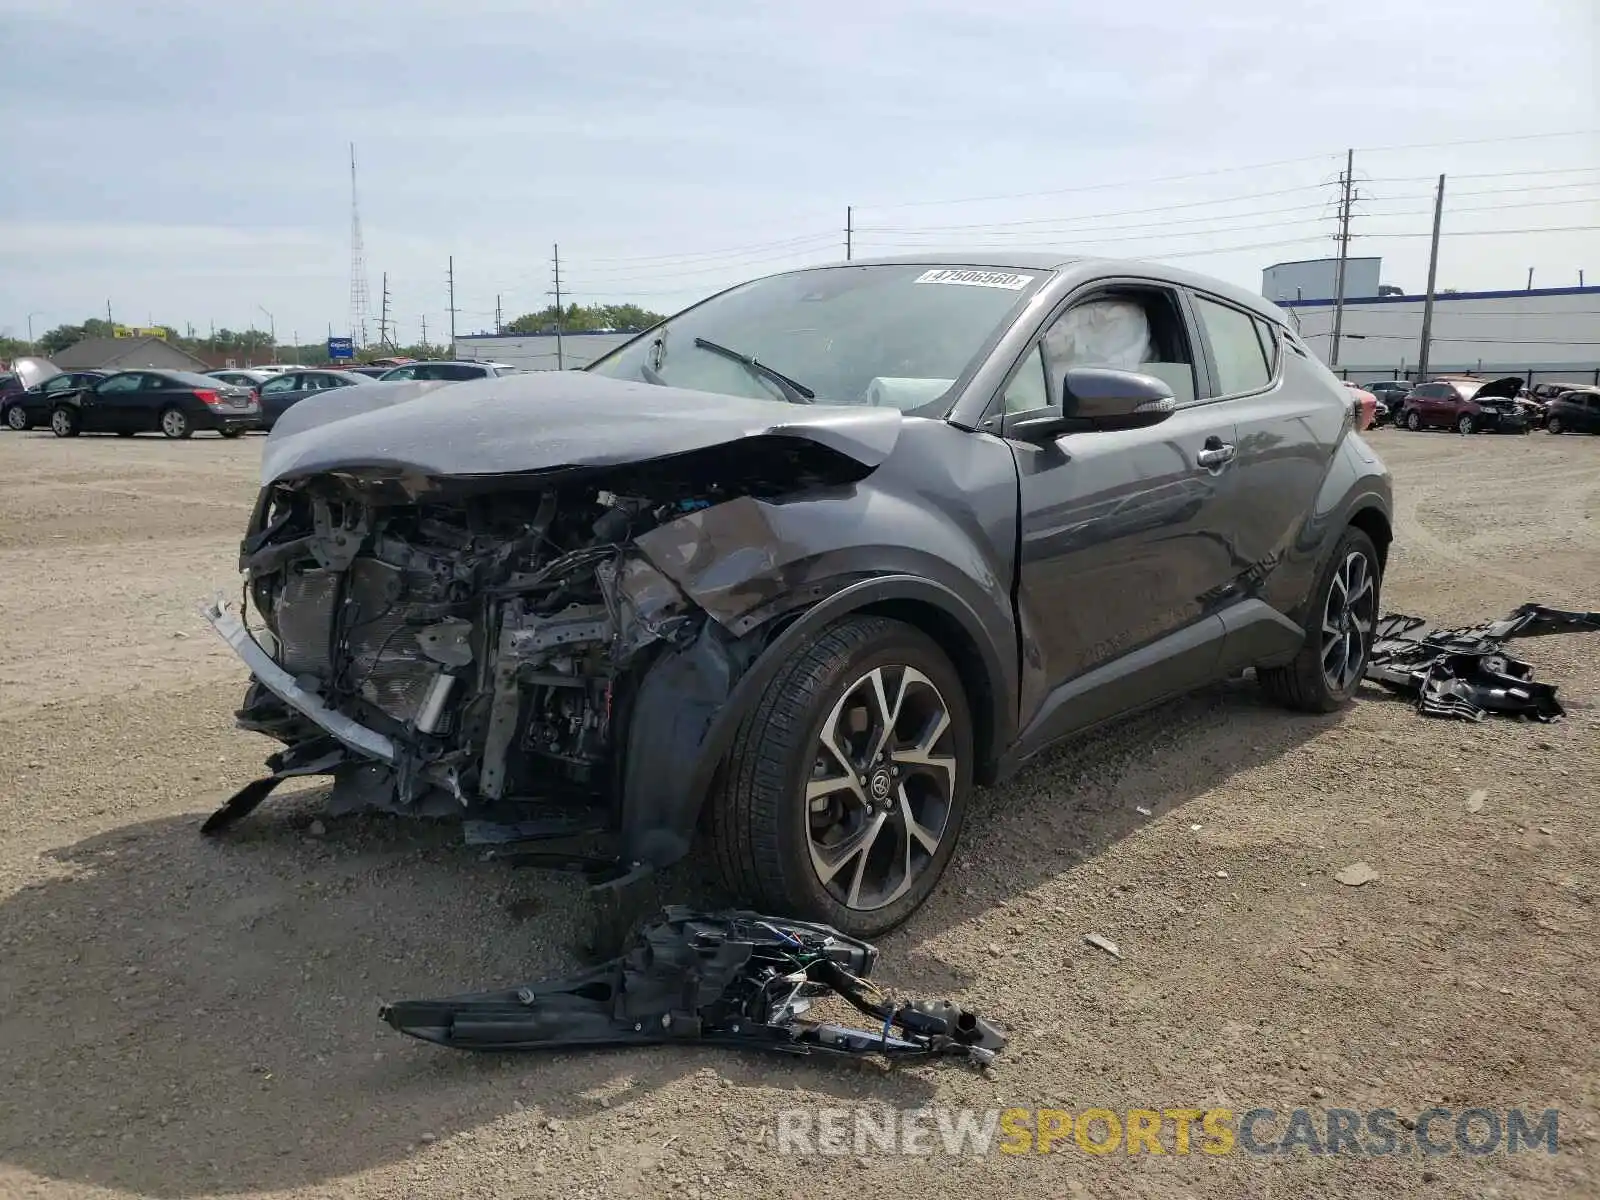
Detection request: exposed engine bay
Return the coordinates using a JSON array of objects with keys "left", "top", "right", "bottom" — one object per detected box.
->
[{"left": 202, "top": 436, "right": 873, "bottom": 857}]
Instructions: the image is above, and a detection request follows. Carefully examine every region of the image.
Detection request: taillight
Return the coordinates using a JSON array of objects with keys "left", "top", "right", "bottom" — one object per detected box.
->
[{"left": 193, "top": 388, "right": 220, "bottom": 406}]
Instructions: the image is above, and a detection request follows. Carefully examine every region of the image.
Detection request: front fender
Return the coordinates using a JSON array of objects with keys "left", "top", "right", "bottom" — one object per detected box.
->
[{"left": 617, "top": 572, "right": 1015, "bottom": 869}]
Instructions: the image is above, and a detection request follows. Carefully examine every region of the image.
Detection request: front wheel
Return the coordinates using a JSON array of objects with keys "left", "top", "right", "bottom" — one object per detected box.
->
[
  {"left": 1405, "top": 410, "right": 1422, "bottom": 431},
  {"left": 708, "top": 615, "right": 972, "bottom": 938},
  {"left": 50, "top": 407, "right": 80, "bottom": 438},
  {"left": 1258, "top": 527, "right": 1382, "bottom": 713},
  {"left": 1457, "top": 413, "right": 1476, "bottom": 435},
  {"left": 160, "top": 407, "right": 193, "bottom": 439},
  {"left": 1548, "top": 417, "right": 1563, "bottom": 435}
]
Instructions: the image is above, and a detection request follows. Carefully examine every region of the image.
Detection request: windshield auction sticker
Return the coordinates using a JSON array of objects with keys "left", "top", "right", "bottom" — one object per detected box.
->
[{"left": 913, "top": 268, "right": 1035, "bottom": 290}]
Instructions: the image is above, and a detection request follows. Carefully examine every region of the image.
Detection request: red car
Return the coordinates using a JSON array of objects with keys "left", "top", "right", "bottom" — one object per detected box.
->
[{"left": 1397, "top": 376, "right": 1530, "bottom": 434}]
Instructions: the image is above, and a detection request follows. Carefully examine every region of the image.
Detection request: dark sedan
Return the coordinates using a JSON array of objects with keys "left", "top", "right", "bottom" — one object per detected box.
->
[
  {"left": 49, "top": 370, "right": 260, "bottom": 438},
  {"left": 4, "top": 370, "right": 110, "bottom": 430},
  {"left": 1543, "top": 386, "right": 1600, "bottom": 434},
  {"left": 254, "top": 368, "right": 371, "bottom": 428}
]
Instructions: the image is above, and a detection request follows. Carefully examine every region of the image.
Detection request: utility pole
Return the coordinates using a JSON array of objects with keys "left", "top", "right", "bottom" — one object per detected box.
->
[
  {"left": 107, "top": 300, "right": 113, "bottom": 328},
  {"left": 550, "top": 243, "right": 565, "bottom": 370},
  {"left": 447, "top": 256, "right": 458, "bottom": 356},
  {"left": 1416, "top": 174, "right": 1446, "bottom": 383},
  {"left": 1526, "top": 267, "right": 1535, "bottom": 291},
  {"left": 379, "top": 272, "right": 392, "bottom": 348},
  {"left": 1329, "top": 148, "right": 1355, "bottom": 368},
  {"left": 495, "top": 293, "right": 503, "bottom": 335},
  {"left": 846, "top": 206, "right": 853, "bottom": 260},
  {"left": 420, "top": 314, "right": 428, "bottom": 349},
  {"left": 258, "top": 305, "right": 276, "bottom": 362}
]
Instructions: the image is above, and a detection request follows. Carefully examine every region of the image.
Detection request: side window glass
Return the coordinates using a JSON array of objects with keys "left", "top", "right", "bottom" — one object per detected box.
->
[
  {"left": 1037, "top": 290, "right": 1197, "bottom": 407},
  {"left": 1194, "top": 296, "right": 1270, "bottom": 395},
  {"left": 1002, "top": 345, "right": 1048, "bottom": 413},
  {"left": 99, "top": 374, "right": 141, "bottom": 393},
  {"left": 386, "top": 366, "right": 417, "bottom": 381},
  {"left": 142, "top": 375, "right": 170, "bottom": 390},
  {"left": 261, "top": 376, "right": 295, "bottom": 393}
]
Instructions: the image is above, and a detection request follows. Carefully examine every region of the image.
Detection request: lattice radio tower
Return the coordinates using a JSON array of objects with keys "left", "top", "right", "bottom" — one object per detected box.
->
[{"left": 348, "top": 142, "right": 371, "bottom": 349}]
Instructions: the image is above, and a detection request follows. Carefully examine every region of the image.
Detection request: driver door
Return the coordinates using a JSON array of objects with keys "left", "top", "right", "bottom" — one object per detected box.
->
[
  {"left": 84, "top": 373, "right": 146, "bottom": 432},
  {"left": 997, "top": 281, "right": 1238, "bottom": 746}
]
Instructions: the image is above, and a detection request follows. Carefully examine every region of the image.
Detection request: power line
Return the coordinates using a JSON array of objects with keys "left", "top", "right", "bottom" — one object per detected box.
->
[
  {"left": 1358, "top": 129, "right": 1600, "bottom": 153},
  {"left": 1362, "top": 224, "right": 1600, "bottom": 239},
  {"left": 570, "top": 230, "right": 839, "bottom": 267}
]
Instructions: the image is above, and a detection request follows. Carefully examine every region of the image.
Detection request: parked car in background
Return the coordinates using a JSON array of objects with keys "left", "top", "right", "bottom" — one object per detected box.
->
[
  {"left": 208, "top": 368, "right": 275, "bottom": 393},
  {"left": 49, "top": 370, "right": 260, "bottom": 439},
  {"left": 345, "top": 365, "right": 391, "bottom": 379},
  {"left": 254, "top": 368, "right": 371, "bottom": 428},
  {"left": 0, "top": 357, "right": 63, "bottom": 425},
  {"left": 1342, "top": 381, "right": 1377, "bottom": 431},
  {"left": 4, "top": 370, "right": 111, "bottom": 430},
  {"left": 1397, "top": 376, "right": 1529, "bottom": 434},
  {"left": 1366, "top": 380, "right": 1410, "bottom": 408},
  {"left": 1530, "top": 381, "right": 1587, "bottom": 403},
  {"left": 1543, "top": 385, "right": 1600, "bottom": 434},
  {"left": 209, "top": 253, "right": 1393, "bottom": 935},
  {"left": 376, "top": 360, "right": 520, "bottom": 382}
]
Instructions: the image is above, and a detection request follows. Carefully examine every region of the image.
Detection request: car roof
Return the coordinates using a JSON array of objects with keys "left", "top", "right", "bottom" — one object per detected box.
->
[{"left": 796, "top": 252, "right": 1290, "bottom": 324}]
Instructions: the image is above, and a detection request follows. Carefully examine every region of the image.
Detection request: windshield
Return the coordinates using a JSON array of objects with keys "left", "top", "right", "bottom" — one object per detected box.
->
[{"left": 586, "top": 263, "right": 1046, "bottom": 412}]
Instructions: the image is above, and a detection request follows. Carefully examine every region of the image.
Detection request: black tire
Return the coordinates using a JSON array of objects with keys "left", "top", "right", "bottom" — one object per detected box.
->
[
  {"left": 1259, "top": 527, "right": 1382, "bottom": 714},
  {"left": 159, "top": 407, "right": 193, "bottom": 439},
  {"left": 116, "top": 431, "right": 135, "bottom": 438},
  {"left": 4, "top": 404, "right": 29, "bottom": 432},
  {"left": 49, "top": 407, "right": 80, "bottom": 438},
  {"left": 708, "top": 615, "right": 973, "bottom": 938},
  {"left": 1548, "top": 417, "right": 1563, "bottom": 435},
  {"left": 1405, "top": 410, "right": 1422, "bottom": 431},
  {"left": 219, "top": 428, "right": 243, "bottom": 439}
]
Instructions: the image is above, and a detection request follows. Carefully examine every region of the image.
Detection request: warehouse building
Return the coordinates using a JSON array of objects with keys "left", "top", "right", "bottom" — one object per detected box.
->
[
  {"left": 1261, "top": 257, "right": 1600, "bottom": 388},
  {"left": 452, "top": 331, "right": 637, "bottom": 372}
]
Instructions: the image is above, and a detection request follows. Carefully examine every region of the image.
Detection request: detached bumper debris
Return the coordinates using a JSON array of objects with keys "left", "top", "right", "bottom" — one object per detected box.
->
[
  {"left": 1365, "top": 603, "right": 1600, "bottom": 722},
  {"left": 380, "top": 907, "right": 1007, "bottom": 1066}
]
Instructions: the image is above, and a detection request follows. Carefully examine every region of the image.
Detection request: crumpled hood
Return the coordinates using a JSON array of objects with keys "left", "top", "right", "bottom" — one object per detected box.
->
[{"left": 259, "top": 370, "right": 905, "bottom": 486}]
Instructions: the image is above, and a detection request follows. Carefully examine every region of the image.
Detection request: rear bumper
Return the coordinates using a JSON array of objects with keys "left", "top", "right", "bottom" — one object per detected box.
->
[{"left": 194, "top": 408, "right": 263, "bottom": 432}]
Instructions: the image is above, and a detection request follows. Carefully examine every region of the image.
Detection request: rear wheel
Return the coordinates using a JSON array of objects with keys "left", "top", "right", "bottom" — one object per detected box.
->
[
  {"left": 709, "top": 615, "right": 972, "bottom": 938},
  {"left": 1259, "top": 527, "right": 1381, "bottom": 713},
  {"left": 160, "top": 407, "right": 193, "bottom": 439},
  {"left": 50, "top": 407, "right": 80, "bottom": 438},
  {"left": 4, "top": 404, "right": 28, "bottom": 431}
]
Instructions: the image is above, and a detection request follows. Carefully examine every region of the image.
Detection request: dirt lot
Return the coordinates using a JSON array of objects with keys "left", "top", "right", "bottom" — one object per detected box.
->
[{"left": 0, "top": 426, "right": 1596, "bottom": 1200}]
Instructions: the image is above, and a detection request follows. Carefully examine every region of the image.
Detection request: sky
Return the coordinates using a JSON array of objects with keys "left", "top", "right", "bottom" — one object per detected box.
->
[{"left": 2, "top": 0, "right": 1597, "bottom": 348}]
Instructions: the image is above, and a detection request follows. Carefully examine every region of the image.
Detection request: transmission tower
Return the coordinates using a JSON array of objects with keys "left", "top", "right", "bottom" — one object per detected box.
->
[{"left": 348, "top": 142, "right": 372, "bottom": 349}]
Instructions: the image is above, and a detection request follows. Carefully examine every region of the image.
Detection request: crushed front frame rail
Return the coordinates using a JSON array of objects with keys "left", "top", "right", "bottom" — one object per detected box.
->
[{"left": 380, "top": 907, "right": 1008, "bottom": 1066}]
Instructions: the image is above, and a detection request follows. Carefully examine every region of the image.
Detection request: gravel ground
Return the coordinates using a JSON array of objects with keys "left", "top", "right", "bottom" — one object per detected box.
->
[{"left": 0, "top": 426, "right": 1596, "bottom": 1200}]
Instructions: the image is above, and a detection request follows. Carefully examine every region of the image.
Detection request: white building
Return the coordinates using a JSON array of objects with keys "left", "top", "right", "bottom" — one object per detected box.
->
[
  {"left": 1278, "top": 285, "right": 1600, "bottom": 388},
  {"left": 453, "top": 331, "right": 638, "bottom": 371},
  {"left": 1262, "top": 257, "right": 1383, "bottom": 304}
]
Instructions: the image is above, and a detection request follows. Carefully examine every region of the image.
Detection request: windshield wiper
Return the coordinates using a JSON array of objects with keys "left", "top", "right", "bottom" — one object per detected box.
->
[{"left": 692, "top": 337, "right": 815, "bottom": 404}]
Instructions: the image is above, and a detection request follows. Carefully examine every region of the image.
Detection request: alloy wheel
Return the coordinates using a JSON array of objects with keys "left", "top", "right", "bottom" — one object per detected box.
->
[
  {"left": 1406, "top": 411, "right": 1421, "bottom": 431},
  {"left": 50, "top": 409, "right": 72, "bottom": 436},
  {"left": 5, "top": 406, "right": 26, "bottom": 431},
  {"left": 804, "top": 665, "right": 957, "bottom": 912},
  {"left": 1457, "top": 414, "right": 1474, "bottom": 435},
  {"left": 1321, "top": 550, "right": 1376, "bottom": 693},
  {"left": 162, "top": 409, "right": 188, "bottom": 438}
]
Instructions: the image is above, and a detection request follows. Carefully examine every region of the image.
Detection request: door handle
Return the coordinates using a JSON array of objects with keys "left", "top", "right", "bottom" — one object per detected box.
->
[{"left": 1196, "top": 442, "right": 1235, "bottom": 469}]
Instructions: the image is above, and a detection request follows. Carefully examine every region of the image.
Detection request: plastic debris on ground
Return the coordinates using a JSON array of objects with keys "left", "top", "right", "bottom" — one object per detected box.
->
[
  {"left": 1365, "top": 604, "right": 1600, "bottom": 722},
  {"left": 380, "top": 907, "right": 1007, "bottom": 1067}
]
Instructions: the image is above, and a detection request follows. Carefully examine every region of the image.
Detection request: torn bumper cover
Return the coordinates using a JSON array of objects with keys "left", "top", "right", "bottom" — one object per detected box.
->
[
  {"left": 1365, "top": 603, "right": 1600, "bottom": 721},
  {"left": 380, "top": 907, "right": 1008, "bottom": 1065}
]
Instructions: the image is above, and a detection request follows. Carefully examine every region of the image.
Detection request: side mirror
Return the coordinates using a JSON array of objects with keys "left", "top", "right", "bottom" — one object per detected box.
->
[{"left": 1008, "top": 367, "right": 1178, "bottom": 443}]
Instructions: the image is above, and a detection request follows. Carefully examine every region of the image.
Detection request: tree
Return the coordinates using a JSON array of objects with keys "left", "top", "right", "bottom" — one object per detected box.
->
[{"left": 505, "top": 302, "right": 665, "bottom": 335}]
